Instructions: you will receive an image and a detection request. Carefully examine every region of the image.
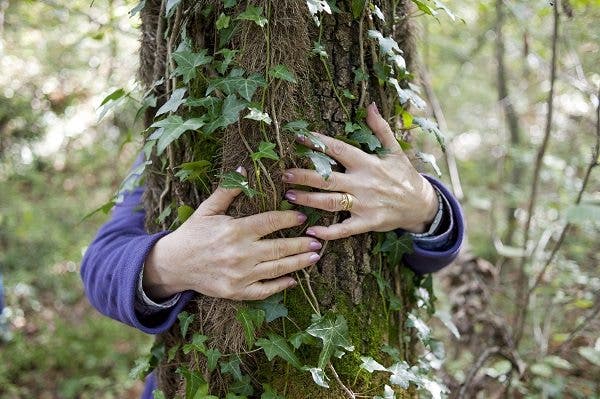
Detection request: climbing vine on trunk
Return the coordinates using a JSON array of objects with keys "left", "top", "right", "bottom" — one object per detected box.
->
[{"left": 114, "top": 0, "right": 457, "bottom": 398}]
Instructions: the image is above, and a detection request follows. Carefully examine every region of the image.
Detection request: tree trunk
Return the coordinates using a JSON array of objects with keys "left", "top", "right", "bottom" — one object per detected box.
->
[{"left": 139, "top": 1, "right": 426, "bottom": 397}]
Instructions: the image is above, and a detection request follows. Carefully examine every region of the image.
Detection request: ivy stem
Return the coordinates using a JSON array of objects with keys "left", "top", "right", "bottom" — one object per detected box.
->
[
  {"left": 294, "top": 271, "right": 319, "bottom": 316},
  {"left": 237, "top": 124, "right": 268, "bottom": 210},
  {"left": 328, "top": 363, "right": 356, "bottom": 399},
  {"left": 357, "top": 12, "right": 368, "bottom": 108}
]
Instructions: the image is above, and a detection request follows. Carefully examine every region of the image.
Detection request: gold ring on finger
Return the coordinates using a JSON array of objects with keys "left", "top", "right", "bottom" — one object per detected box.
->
[{"left": 340, "top": 193, "right": 353, "bottom": 211}]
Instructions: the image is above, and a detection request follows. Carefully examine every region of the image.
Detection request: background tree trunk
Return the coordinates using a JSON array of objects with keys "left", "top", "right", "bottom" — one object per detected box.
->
[{"left": 139, "top": 1, "right": 424, "bottom": 397}]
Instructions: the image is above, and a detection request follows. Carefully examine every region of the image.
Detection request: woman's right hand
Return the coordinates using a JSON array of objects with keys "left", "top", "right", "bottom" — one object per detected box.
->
[{"left": 142, "top": 167, "right": 322, "bottom": 301}]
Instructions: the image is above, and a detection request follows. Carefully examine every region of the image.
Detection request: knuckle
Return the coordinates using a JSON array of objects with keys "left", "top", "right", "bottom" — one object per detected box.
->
[
  {"left": 321, "top": 175, "right": 337, "bottom": 190},
  {"left": 270, "top": 261, "right": 285, "bottom": 279},
  {"left": 327, "top": 196, "right": 338, "bottom": 211},
  {"left": 272, "top": 241, "right": 286, "bottom": 260},
  {"left": 331, "top": 141, "right": 345, "bottom": 156},
  {"left": 265, "top": 212, "right": 280, "bottom": 231}
]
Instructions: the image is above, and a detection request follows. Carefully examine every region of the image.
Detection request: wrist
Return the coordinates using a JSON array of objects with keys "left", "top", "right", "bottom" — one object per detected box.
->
[
  {"left": 143, "top": 234, "right": 183, "bottom": 300},
  {"left": 405, "top": 179, "right": 439, "bottom": 234}
]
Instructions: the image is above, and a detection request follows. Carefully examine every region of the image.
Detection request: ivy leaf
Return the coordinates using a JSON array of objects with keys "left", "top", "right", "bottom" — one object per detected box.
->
[
  {"left": 175, "top": 160, "right": 212, "bottom": 183},
  {"left": 342, "top": 89, "right": 356, "bottom": 99},
  {"left": 434, "top": 311, "right": 460, "bottom": 339},
  {"left": 578, "top": 347, "right": 600, "bottom": 367},
  {"left": 156, "top": 88, "right": 187, "bottom": 116},
  {"left": 255, "top": 333, "right": 303, "bottom": 369},
  {"left": 306, "top": 313, "right": 354, "bottom": 369},
  {"left": 245, "top": 108, "right": 272, "bottom": 125},
  {"left": 380, "top": 231, "right": 413, "bottom": 265},
  {"left": 176, "top": 205, "right": 195, "bottom": 224},
  {"left": 253, "top": 292, "right": 288, "bottom": 322},
  {"left": 207, "top": 73, "right": 266, "bottom": 102},
  {"left": 421, "top": 378, "right": 447, "bottom": 399},
  {"left": 222, "top": 0, "right": 237, "bottom": 8},
  {"left": 288, "top": 331, "right": 317, "bottom": 349},
  {"left": 205, "top": 348, "right": 222, "bottom": 372},
  {"left": 151, "top": 116, "right": 205, "bottom": 156},
  {"left": 416, "top": 152, "right": 442, "bottom": 177},
  {"left": 229, "top": 375, "right": 254, "bottom": 396},
  {"left": 351, "top": 0, "right": 366, "bottom": 18},
  {"left": 236, "top": 5, "right": 268, "bottom": 27},
  {"left": 251, "top": 141, "right": 279, "bottom": 161},
  {"left": 373, "top": 5, "right": 385, "bottom": 21},
  {"left": 411, "top": 0, "right": 436, "bottom": 16},
  {"left": 166, "top": 0, "right": 182, "bottom": 18},
  {"left": 261, "top": 384, "right": 284, "bottom": 399},
  {"left": 152, "top": 390, "right": 166, "bottom": 399},
  {"left": 172, "top": 48, "right": 213, "bottom": 84},
  {"left": 178, "top": 311, "right": 195, "bottom": 338},
  {"left": 221, "top": 171, "right": 260, "bottom": 198},
  {"left": 360, "top": 356, "right": 387, "bottom": 373},
  {"left": 407, "top": 313, "right": 431, "bottom": 341},
  {"left": 433, "top": 0, "right": 457, "bottom": 21},
  {"left": 215, "top": 49, "right": 238, "bottom": 74},
  {"left": 236, "top": 307, "right": 265, "bottom": 347},
  {"left": 203, "top": 94, "right": 247, "bottom": 134},
  {"left": 100, "top": 88, "right": 126, "bottom": 106},
  {"left": 220, "top": 356, "right": 243, "bottom": 381},
  {"left": 305, "top": 366, "right": 330, "bottom": 388},
  {"left": 388, "top": 361, "right": 417, "bottom": 389},
  {"left": 368, "top": 30, "right": 402, "bottom": 55},
  {"left": 177, "top": 367, "right": 208, "bottom": 399},
  {"left": 349, "top": 125, "right": 382, "bottom": 151},
  {"left": 268, "top": 64, "right": 297, "bottom": 83},
  {"left": 296, "top": 146, "right": 336, "bottom": 180},
  {"left": 312, "top": 42, "right": 328, "bottom": 58},
  {"left": 183, "top": 333, "right": 209, "bottom": 354},
  {"left": 167, "top": 344, "right": 180, "bottom": 362},
  {"left": 129, "top": 0, "right": 146, "bottom": 17},
  {"left": 353, "top": 67, "right": 368, "bottom": 84},
  {"left": 389, "top": 78, "right": 426, "bottom": 110},
  {"left": 413, "top": 117, "right": 446, "bottom": 150},
  {"left": 283, "top": 120, "right": 326, "bottom": 152},
  {"left": 216, "top": 13, "right": 231, "bottom": 30},
  {"left": 306, "top": 0, "right": 332, "bottom": 16},
  {"left": 374, "top": 385, "right": 396, "bottom": 399},
  {"left": 129, "top": 356, "right": 151, "bottom": 380}
]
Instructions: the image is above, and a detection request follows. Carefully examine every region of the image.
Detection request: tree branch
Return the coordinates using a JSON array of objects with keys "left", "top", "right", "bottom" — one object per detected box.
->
[{"left": 513, "top": 1, "right": 560, "bottom": 346}]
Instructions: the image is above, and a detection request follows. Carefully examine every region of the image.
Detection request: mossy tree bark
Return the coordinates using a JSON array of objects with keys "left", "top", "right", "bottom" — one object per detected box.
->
[{"left": 139, "top": 1, "right": 425, "bottom": 397}]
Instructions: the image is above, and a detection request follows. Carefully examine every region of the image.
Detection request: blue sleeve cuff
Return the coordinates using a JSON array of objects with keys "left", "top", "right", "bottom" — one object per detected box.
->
[{"left": 399, "top": 175, "right": 465, "bottom": 274}]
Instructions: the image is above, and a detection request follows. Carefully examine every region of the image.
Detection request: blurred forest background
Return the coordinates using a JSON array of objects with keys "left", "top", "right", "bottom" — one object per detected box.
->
[{"left": 0, "top": 0, "right": 598, "bottom": 398}]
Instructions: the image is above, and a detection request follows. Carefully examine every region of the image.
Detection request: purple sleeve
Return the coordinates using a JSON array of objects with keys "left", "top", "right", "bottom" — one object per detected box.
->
[
  {"left": 81, "top": 184, "right": 194, "bottom": 335},
  {"left": 402, "top": 175, "right": 465, "bottom": 274}
]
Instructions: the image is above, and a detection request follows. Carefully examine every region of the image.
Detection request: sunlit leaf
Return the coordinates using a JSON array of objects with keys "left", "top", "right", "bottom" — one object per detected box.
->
[
  {"left": 416, "top": 152, "right": 442, "bottom": 176},
  {"left": 566, "top": 202, "right": 600, "bottom": 225},
  {"left": 245, "top": 108, "right": 272, "bottom": 125},
  {"left": 407, "top": 313, "right": 431, "bottom": 341},
  {"left": 183, "top": 333, "right": 209, "bottom": 354},
  {"left": 166, "top": 0, "right": 182, "bottom": 18},
  {"left": 304, "top": 366, "right": 330, "bottom": 388},
  {"left": 389, "top": 78, "right": 427, "bottom": 110},
  {"left": 413, "top": 116, "right": 446, "bottom": 150},
  {"left": 306, "top": 312, "right": 354, "bottom": 369},
  {"left": 156, "top": 88, "right": 187, "bottom": 116},
  {"left": 578, "top": 347, "right": 600, "bottom": 366},
  {"left": 221, "top": 171, "right": 259, "bottom": 198},
  {"left": 388, "top": 361, "right": 417, "bottom": 389},
  {"left": 360, "top": 356, "right": 387, "bottom": 373}
]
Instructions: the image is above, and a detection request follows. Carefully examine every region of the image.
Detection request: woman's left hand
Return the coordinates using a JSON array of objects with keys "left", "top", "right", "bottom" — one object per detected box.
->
[{"left": 282, "top": 102, "right": 439, "bottom": 241}]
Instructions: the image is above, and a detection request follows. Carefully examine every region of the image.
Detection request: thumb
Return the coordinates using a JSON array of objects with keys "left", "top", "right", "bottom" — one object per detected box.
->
[
  {"left": 195, "top": 166, "right": 246, "bottom": 216},
  {"left": 366, "top": 102, "right": 402, "bottom": 152}
]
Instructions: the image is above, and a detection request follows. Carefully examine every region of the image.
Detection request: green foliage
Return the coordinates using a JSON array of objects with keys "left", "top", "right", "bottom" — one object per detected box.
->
[
  {"left": 255, "top": 333, "right": 303, "bottom": 369},
  {"left": 236, "top": 307, "right": 265, "bottom": 347}
]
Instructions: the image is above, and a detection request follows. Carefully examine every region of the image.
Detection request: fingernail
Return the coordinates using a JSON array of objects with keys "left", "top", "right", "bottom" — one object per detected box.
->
[
  {"left": 297, "top": 213, "right": 307, "bottom": 223},
  {"left": 371, "top": 102, "right": 380, "bottom": 116},
  {"left": 285, "top": 191, "right": 297, "bottom": 201},
  {"left": 236, "top": 165, "right": 243, "bottom": 173},
  {"left": 309, "top": 253, "right": 321, "bottom": 263},
  {"left": 288, "top": 279, "right": 298, "bottom": 288},
  {"left": 309, "top": 241, "right": 322, "bottom": 250},
  {"left": 296, "top": 134, "right": 306, "bottom": 142},
  {"left": 282, "top": 172, "right": 293, "bottom": 182},
  {"left": 306, "top": 228, "right": 316, "bottom": 236}
]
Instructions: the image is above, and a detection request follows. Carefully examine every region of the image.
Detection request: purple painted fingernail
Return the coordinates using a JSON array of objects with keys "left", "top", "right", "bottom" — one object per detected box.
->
[
  {"left": 296, "top": 134, "right": 306, "bottom": 142},
  {"left": 309, "top": 241, "right": 322, "bottom": 250},
  {"left": 288, "top": 279, "right": 298, "bottom": 288},
  {"left": 236, "top": 165, "right": 243, "bottom": 173},
  {"left": 298, "top": 213, "right": 307, "bottom": 223},
  {"left": 309, "top": 253, "right": 321, "bottom": 263},
  {"left": 286, "top": 191, "right": 297, "bottom": 201},
  {"left": 282, "top": 172, "right": 293, "bottom": 182},
  {"left": 306, "top": 228, "right": 316, "bottom": 236}
]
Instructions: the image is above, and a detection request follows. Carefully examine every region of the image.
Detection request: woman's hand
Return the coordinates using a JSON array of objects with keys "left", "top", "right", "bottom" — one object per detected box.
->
[
  {"left": 282, "top": 102, "right": 439, "bottom": 241},
  {"left": 143, "top": 168, "right": 322, "bottom": 302}
]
